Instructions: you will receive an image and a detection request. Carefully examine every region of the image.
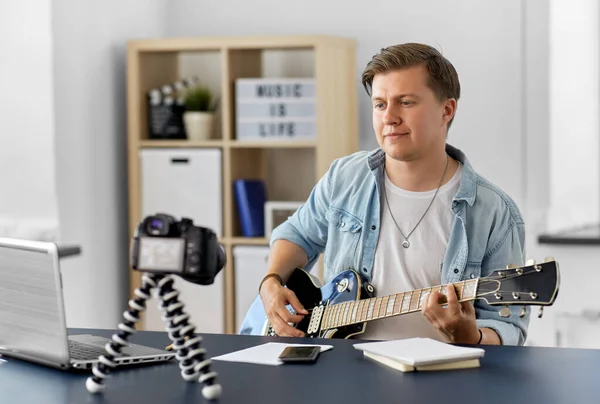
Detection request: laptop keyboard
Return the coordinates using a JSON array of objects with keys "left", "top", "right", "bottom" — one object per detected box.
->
[{"left": 68, "top": 338, "right": 129, "bottom": 361}]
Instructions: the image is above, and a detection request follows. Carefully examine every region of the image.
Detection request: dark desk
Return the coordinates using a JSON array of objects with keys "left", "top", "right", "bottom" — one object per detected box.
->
[{"left": 1, "top": 328, "right": 598, "bottom": 403}]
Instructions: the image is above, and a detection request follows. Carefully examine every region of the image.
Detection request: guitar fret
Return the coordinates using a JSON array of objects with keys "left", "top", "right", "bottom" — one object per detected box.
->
[
  {"left": 367, "top": 299, "right": 376, "bottom": 319},
  {"left": 380, "top": 296, "right": 389, "bottom": 317},
  {"left": 409, "top": 289, "right": 421, "bottom": 311},
  {"left": 463, "top": 279, "right": 477, "bottom": 299},
  {"left": 329, "top": 306, "right": 335, "bottom": 328},
  {"left": 334, "top": 303, "right": 342, "bottom": 327},
  {"left": 419, "top": 288, "right": 431, "bottom": 309},
  {"left": 458, "top": 281, "right": 466, "bottom": 300},
  {"left": 342, "top": 303, "right": 350, "bottom": 325},
  {"left": 401, "top": 292, "right": 411, "bottom": 312},
  {"left": 359, "top": 299, "right": 368, "bottom": 322},
  {"left": 350, "top": 301, "right": 359, "bottom": 323},
  {"left": 394, "top": 293, "right": 403, "bottom": 314},
  {"left": 325, "top": 307, "right": 332, "bottom": 329},
  {"left": 373, "top": 298, "right": 382, "bottom": 319},
  {"left": 386, "top": 295, "right": 396, "bottom": 315}
]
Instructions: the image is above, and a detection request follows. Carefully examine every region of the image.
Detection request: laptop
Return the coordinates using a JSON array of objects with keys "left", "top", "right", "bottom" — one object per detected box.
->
[{"left": 0, "top": 237, "right": 175, "bottom": 370}]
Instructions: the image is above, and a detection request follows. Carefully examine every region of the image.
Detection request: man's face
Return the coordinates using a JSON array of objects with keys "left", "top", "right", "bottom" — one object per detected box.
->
[{"left": 371, "top": 65, "right": 455, "bottom": 162}]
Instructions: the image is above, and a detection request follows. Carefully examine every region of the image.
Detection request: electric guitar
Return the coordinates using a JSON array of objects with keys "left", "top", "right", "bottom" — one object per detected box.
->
[{"left": 239, "top": 258, "right": 560, "bottom": 338}]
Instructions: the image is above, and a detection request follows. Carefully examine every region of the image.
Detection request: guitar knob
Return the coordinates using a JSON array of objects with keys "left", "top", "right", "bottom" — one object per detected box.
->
[
  {"left": 538, "top": 307, "right": 544, "bottom": 319},
  {"left": 499, "top": 306, "right": 511, "bottom": 318}
]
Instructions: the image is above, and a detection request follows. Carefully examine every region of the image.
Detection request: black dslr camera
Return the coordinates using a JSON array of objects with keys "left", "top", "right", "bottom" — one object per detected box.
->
[{"left": 130, "top": 213, "right": 226, "bottom": 285}]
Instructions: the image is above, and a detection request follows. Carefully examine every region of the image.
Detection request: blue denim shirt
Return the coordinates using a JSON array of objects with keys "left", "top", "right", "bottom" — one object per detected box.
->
[{"left": 270, "top": 144, "right": 529, "bottom": 346}]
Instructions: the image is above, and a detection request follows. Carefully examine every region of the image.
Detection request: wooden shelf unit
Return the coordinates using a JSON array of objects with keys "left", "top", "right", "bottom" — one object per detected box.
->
[{"left": 127, "top": 35, "right": 359, "bottom": 333}]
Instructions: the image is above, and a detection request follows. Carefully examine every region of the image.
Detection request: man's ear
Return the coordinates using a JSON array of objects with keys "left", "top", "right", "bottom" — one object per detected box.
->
[{"left": 442, "top": 98, "right": 457, "bottom": 126}]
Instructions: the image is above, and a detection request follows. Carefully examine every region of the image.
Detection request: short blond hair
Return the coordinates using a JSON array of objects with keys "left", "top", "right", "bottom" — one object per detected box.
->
[{"left": 362, "top": 43, "right": 461, "bottom": 128}]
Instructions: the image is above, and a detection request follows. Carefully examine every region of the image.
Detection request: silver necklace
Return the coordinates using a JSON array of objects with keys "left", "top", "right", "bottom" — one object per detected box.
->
[{"left": 383, "top": 154, "right": 449, "bottom": 248}]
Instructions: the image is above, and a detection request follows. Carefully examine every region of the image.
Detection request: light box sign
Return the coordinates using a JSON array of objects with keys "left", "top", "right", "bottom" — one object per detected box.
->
[{"left": 235, "top": 78, "right": 316, "bottom": 141}]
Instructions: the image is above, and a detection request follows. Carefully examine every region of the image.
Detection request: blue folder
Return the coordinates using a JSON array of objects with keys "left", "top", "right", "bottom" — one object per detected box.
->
[{"left": 233, "top": 179, "right": 267, "bottom": 237}]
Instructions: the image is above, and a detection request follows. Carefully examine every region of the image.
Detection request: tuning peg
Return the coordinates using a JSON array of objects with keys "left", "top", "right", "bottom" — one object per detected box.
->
[
  {"left": 506, "top": 263, "right": 518, "bottom": 269},
  {"left": 499, "top": 306, "right": 511, "bottom": 318},
  {"left": 526, "top": 258, "right": 536, "bottom": 266},
  {"left": 544, "top": 256, "right": 555, "bottom": 263},
  {"left": 538, "top": 307, "right": 544, "bottom": 319},
  {"left": 519, "top": 307, "right": 527, "bottom": 318}
]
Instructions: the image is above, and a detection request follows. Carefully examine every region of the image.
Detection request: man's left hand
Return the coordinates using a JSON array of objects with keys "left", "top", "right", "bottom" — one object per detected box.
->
[{"left": 422, "top": 284, "right": 480, "bottom": 344}]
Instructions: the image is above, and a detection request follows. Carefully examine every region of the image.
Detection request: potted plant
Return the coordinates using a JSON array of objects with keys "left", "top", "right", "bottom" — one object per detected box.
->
[{"left": 183, "top": 85, "right": 218, "bottom": 140}]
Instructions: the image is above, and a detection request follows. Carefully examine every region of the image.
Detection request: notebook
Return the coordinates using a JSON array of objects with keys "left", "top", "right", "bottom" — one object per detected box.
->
[{"left": 353, "top": 338, "right": 485, "bottom": 372}]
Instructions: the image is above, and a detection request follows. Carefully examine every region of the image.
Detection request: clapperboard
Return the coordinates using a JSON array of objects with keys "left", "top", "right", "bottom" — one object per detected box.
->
[
  {"left": 147, "top": 77, "right": 199, "bottom": 139},
  {"left": 235, "top": 78, "right": 316, "bottom": 141}
]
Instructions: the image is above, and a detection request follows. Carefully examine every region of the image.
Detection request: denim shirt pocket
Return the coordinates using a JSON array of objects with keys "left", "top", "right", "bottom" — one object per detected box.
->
[{"left": 324, "top": 207, "right": 363, "bottom": 277}]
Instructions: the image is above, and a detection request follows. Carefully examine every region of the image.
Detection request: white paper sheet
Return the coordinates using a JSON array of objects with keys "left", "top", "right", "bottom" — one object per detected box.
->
[{"left": 212, "top": 342, "right": 333, "bottom": 366}]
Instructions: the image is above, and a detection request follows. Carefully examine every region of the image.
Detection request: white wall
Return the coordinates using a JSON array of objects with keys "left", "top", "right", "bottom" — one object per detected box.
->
[
  {"left": 52, "top": 0, "right": 166, "bottom": 328},
  {"left": 165, "top": 0, "right": 526, "bottom": 209},
  {"left": 523, "top": 0, "right": 600, "bottom": 348},
  {"left": 0, "top": 0, "right": 58, "bottom": 240},
  {"left": 547, "top": 0, "right": 600, "bottom": 233}
]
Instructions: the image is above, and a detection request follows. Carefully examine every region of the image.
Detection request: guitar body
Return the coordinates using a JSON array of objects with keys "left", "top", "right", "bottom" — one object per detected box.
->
[{"left": 239, "top": 268, "right": 374, "bottom": 339}]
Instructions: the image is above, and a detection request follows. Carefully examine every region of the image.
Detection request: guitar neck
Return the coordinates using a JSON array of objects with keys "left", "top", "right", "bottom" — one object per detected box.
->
[{"left": 321, "top": 279, "right": 480, "bottom": 331}]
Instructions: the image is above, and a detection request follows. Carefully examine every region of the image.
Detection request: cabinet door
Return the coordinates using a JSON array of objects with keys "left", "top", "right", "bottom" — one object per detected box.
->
[
  {"left": 140, "top": 148, "right": 224, "bottom": 334},
  {"left": 233, "top": 246, "right": 270, "bottom": 332},
  {"left": 139, "top": 149, "right": 222, "bottom": 236}
]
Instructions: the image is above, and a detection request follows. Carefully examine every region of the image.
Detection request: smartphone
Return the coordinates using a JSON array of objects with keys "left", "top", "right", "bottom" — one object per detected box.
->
[{"left": 278, "top": 346, "right": 321, "bottom": 363}]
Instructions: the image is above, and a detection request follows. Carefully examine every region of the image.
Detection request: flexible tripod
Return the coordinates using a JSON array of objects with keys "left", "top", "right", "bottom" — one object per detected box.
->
[{"left": 85, "top": 272, "right": 222, "bottom": 400}]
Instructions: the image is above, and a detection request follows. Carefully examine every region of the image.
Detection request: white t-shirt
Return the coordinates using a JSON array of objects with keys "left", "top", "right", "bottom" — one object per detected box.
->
[{"left": 359, "top": 162, "right": 463, "bottom": 341}]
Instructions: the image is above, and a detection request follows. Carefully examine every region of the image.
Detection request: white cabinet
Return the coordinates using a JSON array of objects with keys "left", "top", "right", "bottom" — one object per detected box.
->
[
  {"left": 139, "top": 148, "right": 224, "bottom": 334},
  {"left": 233, "top": 246, "right": 270, "bottom": 332},
  {"left": 139, "top": 149, "right": 222, "bottom": 236}
]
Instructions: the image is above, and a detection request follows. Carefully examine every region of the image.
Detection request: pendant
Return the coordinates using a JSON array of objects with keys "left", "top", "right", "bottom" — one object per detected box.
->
[{"left": 402, "top": 240, "right": 410, "bottom": 248}]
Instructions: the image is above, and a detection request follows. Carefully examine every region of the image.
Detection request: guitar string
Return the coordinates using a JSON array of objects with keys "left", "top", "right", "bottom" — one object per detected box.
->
[
  {"left": 290, "top": 268, "right": 547, "bottom": 328},
  {"left": 300, "top": 270, "right": 533, "bottom": 317},
  {"left": 319, "top": 271, "right": 542, "bottom": 328}
]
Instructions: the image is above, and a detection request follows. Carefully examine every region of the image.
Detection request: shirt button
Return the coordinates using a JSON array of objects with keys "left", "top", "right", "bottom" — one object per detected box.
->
[
  {"left": 371, "top": 225, "right": 376, "bottom": 230},
  {"left": 362, "top": 268, "right": 368, "bottom": 273},
  {"left": 453, "top": 268, "right": 459, "bottom": 274},
  {"left": 470, "top": 273, "right": 476, "bottom": 279}
]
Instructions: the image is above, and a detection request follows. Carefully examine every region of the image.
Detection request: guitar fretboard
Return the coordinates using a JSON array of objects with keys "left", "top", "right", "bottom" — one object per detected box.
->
[{"left": 320, "top": 279, "right": 479, "bottom": 331}]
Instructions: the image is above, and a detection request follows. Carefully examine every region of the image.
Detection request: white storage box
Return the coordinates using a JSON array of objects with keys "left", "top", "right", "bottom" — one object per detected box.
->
[
  {"left": 139, "top": 148, "right": 222, "bottom": 236},
  {"left": 139, "top": 148, "right": 224, "bottom": 334},
  {"left": 234, "top": 246, "right": 271, "bottom": 332}
]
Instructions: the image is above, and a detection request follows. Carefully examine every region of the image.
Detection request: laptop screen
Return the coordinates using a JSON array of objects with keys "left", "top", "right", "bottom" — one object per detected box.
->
[{"left": 0, "top": 238, "right": 70, "bottom": 365}]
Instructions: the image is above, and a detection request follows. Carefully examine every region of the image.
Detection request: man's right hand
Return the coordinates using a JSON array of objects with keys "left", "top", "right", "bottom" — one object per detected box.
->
[{"left": 259, "top": 277, "right": 308, "bottom": 337}]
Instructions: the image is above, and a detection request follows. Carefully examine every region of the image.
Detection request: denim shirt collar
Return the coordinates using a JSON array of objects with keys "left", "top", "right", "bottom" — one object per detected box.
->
[{"left": 366, "top": 143, "right": 477, "bottom": 207}]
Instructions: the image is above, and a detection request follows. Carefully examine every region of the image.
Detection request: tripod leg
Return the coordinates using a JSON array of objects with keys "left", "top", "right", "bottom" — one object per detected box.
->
[
  {"left": 157, "top": 276, "right": 222, "bottom": 400},
  {"left": 85, "top": 273, "right": 160, "bottom": 393}
]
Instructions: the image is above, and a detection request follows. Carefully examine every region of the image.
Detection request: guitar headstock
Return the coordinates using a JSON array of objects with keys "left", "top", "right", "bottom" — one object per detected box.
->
[{"left": 476, "top": 258, "right": 560, "bottom": 311}]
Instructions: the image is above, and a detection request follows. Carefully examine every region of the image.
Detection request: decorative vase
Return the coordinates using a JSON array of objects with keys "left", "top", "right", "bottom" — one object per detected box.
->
[{"left": 183, "top": 111, "right": 214, "bottom": 140}]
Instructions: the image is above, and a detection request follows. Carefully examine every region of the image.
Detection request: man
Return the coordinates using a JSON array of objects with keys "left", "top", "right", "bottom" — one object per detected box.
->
[{"left": 257, "top": 43, "right": 528, "bottom": 345}]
